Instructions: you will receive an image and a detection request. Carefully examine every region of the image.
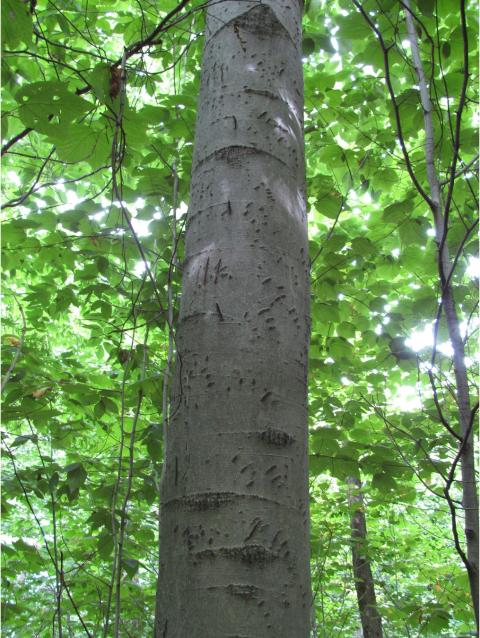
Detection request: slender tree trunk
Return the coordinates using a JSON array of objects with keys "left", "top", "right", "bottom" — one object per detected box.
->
[
  {"left": 404, "top": 2, "right": 479, "bottom": 626},
  {"left": 346, "top": 477, "right": 383, "bottom": 638},
  {"left": 155, "top": 1, "right": 311, "bottom": 637}
]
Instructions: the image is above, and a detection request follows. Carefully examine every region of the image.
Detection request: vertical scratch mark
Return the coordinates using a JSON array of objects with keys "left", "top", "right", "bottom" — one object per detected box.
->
[
  {"left": 203, "top": 257, "right": 210, "bottom": 285},
  {"left": 214, "top": 258, "right": 222, "bottom": 284},
  {"left": 244, "top": 518, "right": 262, "bottom": 542},
  {"left": 215, "top": 303, "right": 224, "bottom": 322}
]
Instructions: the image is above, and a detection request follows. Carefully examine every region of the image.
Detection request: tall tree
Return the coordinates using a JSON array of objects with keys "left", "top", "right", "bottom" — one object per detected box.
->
[
  {"left": 155, "top": 1, "right": 312, "bottom": 635},
  {"left": 346, "top": 477, "right": 383, "bottom": 638},
  {"left": 402, "top": 3, "right": 479, "bottom": 622}
]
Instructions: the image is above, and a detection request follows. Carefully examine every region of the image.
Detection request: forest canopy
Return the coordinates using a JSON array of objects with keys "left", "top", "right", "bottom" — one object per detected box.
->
[{"left": 1, "top": 0, "right": 478, "bottom": 636}]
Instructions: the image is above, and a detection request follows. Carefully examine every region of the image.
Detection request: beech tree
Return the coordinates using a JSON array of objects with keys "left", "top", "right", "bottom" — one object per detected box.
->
[
  {"left": 154, "top": 1, "right": 311, "bottom": 635},
  {"left": 1, "top": 0, "right": 478, "bottom": 637}
]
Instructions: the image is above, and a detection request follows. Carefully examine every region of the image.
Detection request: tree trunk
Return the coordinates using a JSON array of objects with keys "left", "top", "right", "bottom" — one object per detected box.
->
[
  {"left": 155, "top": 1, "right": 311, "bottom": 637},
  {"left": 347, "top": 477, "right": 383, "bottom": 638},
  {"left": 403, "top": 2, "right": 479, "bottom": 625}
]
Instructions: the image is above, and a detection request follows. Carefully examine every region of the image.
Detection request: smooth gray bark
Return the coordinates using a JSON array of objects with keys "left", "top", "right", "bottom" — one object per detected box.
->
[
  {"left": 404, "top": 2, "right": 479, "bottom": 625},
  {"left": 155, "top": 2, "right": 311, "bottom": 636},
  {"left": 346, "top": 477, "right": 383, "bottom": 638}
]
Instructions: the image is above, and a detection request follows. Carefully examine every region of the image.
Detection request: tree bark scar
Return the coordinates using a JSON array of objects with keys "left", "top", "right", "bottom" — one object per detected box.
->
[
  {"left": 214, "top": 258, "right": 222, "bottom": 283},
  {"left": 215, "top": 303, "right": 224, "bottom": 321},
  {"left": 203, "top": 256, "right": 210, "bottom": 284},
  {"left": 233, "top": 21, "right": 247, "bottom": 52},
  {"left": 244, "top": 518, "right": 262, "bottom": 542},
  {"left": 235, "top": 5, "right": 292, "bottom": 42},
  {"left": 227, "top": 583, "right": 259, "bottom": 600},
  {"left": 259, "top": 427, "right": 294, "bottom": 446},
  {"left": 197, "top": 145, "right": 288, "bottom": 169}
]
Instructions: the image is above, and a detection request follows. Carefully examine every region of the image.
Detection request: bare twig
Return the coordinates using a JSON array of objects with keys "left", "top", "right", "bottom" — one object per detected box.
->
[
  {"left": 1, "top": 295, "right": 27, "bottom": 392},
  {"left": 351, "top": 0, "right": 434, "bottom": 209},
  {"left": 1, "top": 127, "right": 33, "bottom": 156},
  {"left": 2, "top": 148, "right": 55, "bottom": 210},
  {"left": 113, "top": 330, "right": 148, "bottom": 638}
]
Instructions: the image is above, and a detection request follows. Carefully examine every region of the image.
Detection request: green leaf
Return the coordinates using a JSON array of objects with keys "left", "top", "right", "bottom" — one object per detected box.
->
[
  {"left": 337, "top": 322, "right": 356, "bottom": 338},
  {"left": 2, "top": 0, "right": 32, "bottom": 48},
  {"left": 302, "top": 37, "right": 316, "bottom": 55},
  {"left": 422, "top": 608, "right": 450, "bottom": 633},
  {"left": 351, "top": 237, "right": 373, "bottom": 257},
  {"left": 11, "top": 434, "right": 38, "bottom": 448},
  {"left": 65, "top": 462, "right": 87, "bottom": 492},
  {"left": 98, "top": 533, "right": 114, "bottom": 559},
  {"left": 48, "top": 124, "right": 110, "bottom": 166},
  {"left": 416, "top": 0, "right": 435, "bottom": 17},
  {"left": 336, "top": 14, "right": 371, "bottom": 41},
  {"left": 382, "top": 199, "right": 413, "bottom": 224},
  {"left": 122, "top": 557, "right": 140, "bottom": 578},
  {"left": 371, "top": 472, "right": 397, "bottom": 492},
  {"left": 316, "top": 192, "right": 343, "bottom": 219},
  {"left": 85, "top": 63, "right": 111, "bottom": 103}
]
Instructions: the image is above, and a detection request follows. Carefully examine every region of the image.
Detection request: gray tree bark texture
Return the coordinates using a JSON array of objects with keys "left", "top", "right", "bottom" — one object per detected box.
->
[
  {"left": 155, "top": 2, "right": 311, "bottom": 637},
  {"left": 346, "top": 477, "right": 383, "bottom": 638}
]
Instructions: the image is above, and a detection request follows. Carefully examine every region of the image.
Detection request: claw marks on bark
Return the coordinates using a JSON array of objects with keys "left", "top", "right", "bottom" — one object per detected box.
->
[
  {"left": 195, "top": 543, "right": 277, "bottom": 565},
  {"left": 227, "top": 583, "right": 259, "bottom": 600},
  {"left": 164, "top": 491, "right": 236, "bottom": 510},
  {"left": 220, "top": 200, "right": 233, "bottom": 219},
  {"left": 224, "top": 114, "right": 237, "bottom": 129},
  {"left": 233, "top": 20, "right": 247, "bottom": 52},
  {"left": 203, "top": 256, "right": 210, "bottom": 285},
  {"left": 244, "top": 517, "right": 263, "bottom": 542},
  {"left": 214, "top": 258, "right": 227, "bottom": 283},
  {"left": 215, "top": 302, "right": 224, "bottom": 322},
  {"left": 259, "top": 427, "right": 295, "bottom": 446},
  {"left": 196, "top": 254, "right": 231, "bottom": 287}
]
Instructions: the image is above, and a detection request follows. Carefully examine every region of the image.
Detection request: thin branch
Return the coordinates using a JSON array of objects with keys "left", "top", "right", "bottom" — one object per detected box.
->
[
  {"left": 351, "top": 0, "right": 434, "bottom": 209},
  {"left": 1, "top": 127, "right": 33, "bottom": 156},
  {"left": 440, "top": 0, "right": 470, "bottom": 268},
  {"left": 2, "top": 148, "right": 55, "bottom": 209},
  {"left": 113, "top": 339, "right": 147, "bottom": 638},
  {"left": 1, "top": 295, "right": 27, "bottom": 392},
  {"left": 3, "top": 440, "right": 91, "bottom": 636},
  {"left": 443, "top": 403, "right": 479, "bottom": 579},
  {"left": 440, "top": 153, "right": 479, "bottom": 186},
  {"left": 60, "top": 552, "right": 93, "bottom": 638},
  {"left": 121, "top": 0, "right": 191, "bottom": 63}
]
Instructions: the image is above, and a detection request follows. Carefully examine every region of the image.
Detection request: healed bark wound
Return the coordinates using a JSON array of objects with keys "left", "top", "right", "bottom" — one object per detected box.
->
[{"left": 155, "top": 2, "right": 311, "bottom": 636}]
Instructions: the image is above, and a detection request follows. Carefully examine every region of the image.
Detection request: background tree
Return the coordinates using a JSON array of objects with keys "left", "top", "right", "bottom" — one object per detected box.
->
[{"left": 346, "top": 476, "right": 383, "bottom": 638}]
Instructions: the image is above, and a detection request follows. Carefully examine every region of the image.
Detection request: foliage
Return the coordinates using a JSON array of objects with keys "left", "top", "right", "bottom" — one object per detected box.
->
[{"left": 1, "top": 0, "right": 478, "bottom": 636}]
